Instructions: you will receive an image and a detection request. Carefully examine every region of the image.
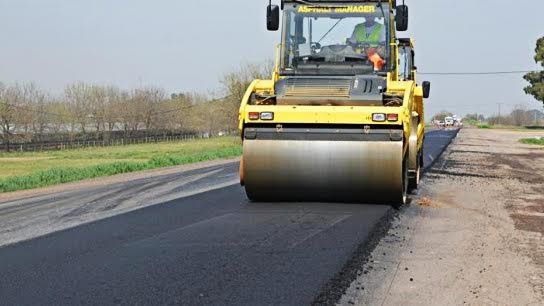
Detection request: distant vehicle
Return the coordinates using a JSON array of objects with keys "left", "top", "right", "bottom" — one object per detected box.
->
[
  {"left": 444, "top": 117, "right": 454, "bottom": 127},
  {"left": 451, "top": 115, "right": 463, "bottom": 127},
  {"left": 434, "top": 121, "right": 445, "bottom": 128}
]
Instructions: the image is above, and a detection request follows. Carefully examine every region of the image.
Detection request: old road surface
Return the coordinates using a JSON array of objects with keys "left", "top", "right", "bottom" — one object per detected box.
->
[{"left": 0, "top": 129, "right": 458, "bottom": 305}]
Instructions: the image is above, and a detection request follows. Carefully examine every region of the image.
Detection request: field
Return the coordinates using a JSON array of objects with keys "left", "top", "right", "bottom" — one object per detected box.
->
[{"left": 0, "top": 137, "right": 242, "bottom": 193}]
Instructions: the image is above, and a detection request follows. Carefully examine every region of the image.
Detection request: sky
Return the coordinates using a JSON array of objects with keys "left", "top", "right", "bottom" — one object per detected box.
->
[{"left": 0, "top": 0, "right": 543, "bottom": 117}]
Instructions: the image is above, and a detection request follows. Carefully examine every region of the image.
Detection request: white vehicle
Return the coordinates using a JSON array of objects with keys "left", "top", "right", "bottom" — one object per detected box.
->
[{"left": 444, "top": 117, "right": 454, "bottom": 127}]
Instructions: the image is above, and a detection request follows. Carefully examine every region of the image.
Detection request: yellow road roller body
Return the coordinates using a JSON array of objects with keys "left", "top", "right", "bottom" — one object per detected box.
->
[{"left": 239, "top": 0, "right": 430, "bottom": 205}]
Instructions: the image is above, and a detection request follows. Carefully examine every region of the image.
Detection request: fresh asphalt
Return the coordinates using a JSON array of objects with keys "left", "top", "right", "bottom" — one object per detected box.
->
[{"left": 0, "top": 129, "right": 458, "bottom": 306}]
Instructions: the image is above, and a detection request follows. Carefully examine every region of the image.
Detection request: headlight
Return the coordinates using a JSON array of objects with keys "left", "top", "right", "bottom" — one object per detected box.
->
[
  {"left": 372, "top": 113, "right": 386, "bottom": 122},
  {"left": 260, "top": 112, "right": 274, "bottom": 120}
]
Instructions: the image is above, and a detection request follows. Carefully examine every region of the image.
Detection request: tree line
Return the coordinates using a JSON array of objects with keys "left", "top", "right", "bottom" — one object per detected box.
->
[
  {"left": 463, "top": 106, "right": 543, "bottom": 126},
  {"left": 432, "top": 106, "right": 544, "bottom": 127},
  {"left": 0, "top": 62, "right": 272, "bottom": 151}
]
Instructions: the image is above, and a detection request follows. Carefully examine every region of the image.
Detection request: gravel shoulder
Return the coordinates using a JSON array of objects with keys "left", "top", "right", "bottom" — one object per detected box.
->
[{"left": 340, "top": 128, "right": 544, "bottom": 305}]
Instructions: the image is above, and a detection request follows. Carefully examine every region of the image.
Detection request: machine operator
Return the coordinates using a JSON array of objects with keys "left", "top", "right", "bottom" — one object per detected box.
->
[
  {"left": 348, "top": 17, "right": 386, "bottom": 70},
  {"left": 349, "top": 17, "right": 386, "bottom": 47}
]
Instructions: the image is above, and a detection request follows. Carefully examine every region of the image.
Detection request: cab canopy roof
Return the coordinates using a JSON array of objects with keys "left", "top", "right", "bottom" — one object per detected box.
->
[
  {"left": 281, "top": 0, "right": 398, "bottom": 9},
  {"left": 282, "top": 0, "right": 395, "bottom": 4}
]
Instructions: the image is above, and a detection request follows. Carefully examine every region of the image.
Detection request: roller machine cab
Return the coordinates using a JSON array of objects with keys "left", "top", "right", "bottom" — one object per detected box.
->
[{"left": 239, "top": 0, "right": 431, "bottom": 206}]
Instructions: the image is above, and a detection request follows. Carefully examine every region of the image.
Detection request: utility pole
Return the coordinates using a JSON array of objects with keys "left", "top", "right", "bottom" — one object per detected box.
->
[{"left": 497, "top": 103, "right": 503, "bottom": 125}]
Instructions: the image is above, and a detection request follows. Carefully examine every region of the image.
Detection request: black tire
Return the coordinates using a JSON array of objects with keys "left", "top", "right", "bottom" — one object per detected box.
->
[
  {"left": 393, "top": 155, "right": 409, "bottom": 209},
  {"left": 408, "top": 151, "right": 422, "bottom": 192},
  {"left": 408, "top": 166, "right": 420, "bottom": 192}
]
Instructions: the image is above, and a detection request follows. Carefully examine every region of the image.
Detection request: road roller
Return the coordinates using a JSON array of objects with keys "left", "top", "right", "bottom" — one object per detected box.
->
[{"left": 238, "top": 0, "right": 431, "bottom": 206}]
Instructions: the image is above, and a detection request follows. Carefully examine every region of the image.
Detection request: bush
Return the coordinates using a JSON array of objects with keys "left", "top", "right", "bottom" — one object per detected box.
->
[{"left": 520, "top": 138, "right": 544, "bottom": 145}]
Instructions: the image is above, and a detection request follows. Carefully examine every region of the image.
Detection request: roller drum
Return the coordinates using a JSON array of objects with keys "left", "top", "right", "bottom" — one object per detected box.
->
[{"left": 243, "top": 138, "right": 406, "bottom": 204}]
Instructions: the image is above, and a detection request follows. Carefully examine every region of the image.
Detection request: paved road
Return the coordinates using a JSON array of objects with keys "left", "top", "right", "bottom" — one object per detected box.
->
[{"left": 0, "top": 129, "right": 458, "bottom": 306}]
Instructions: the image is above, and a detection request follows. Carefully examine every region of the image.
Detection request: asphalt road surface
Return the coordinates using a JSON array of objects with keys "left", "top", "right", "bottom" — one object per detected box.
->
[{"left": 0, "top": 129, "right": 459, "bottom": 306}]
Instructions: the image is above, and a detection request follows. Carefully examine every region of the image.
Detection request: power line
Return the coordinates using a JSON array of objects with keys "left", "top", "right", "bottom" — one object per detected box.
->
[{"left": 419, "top": 70, "right": 539, "bottom": 76}]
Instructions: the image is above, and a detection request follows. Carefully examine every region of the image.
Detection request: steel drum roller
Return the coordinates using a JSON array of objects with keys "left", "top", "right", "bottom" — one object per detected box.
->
[{"left": 242, "top": 139, "right": 405, "bottom": 204}]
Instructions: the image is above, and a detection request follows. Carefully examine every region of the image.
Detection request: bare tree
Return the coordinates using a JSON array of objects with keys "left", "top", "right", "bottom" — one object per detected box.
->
[
  {"left": 87, "top": 85, "right": 108, "bottom": 133},
  {"left": 0, "top": 60, "right": 280, "bottom": 150},
  {"left": 47, "top": 100, "right": 69, "bottom": 134},
  {"left": 26, "top": 84, "right": 51, "bottom": 138},
  {"left": 0, "top": 83, "right": 27, "bottom": 151},
  {"left": 431, "top": 111, "right": 454, "bottom": 122},
  {"left": 220, "top": 61, "right": 274, "bottom": 131},
  {"left": 65, "top": 82, "right": 92, "bottom": 134},
  {"left": 510, "top": 104, "right": 532, "bottom": 126},
  {"left": 169, "top": 92, "right": 193, "bottom": 130},
  {"left": 103, "top": 86, "right": 122, "bottom": 132}
]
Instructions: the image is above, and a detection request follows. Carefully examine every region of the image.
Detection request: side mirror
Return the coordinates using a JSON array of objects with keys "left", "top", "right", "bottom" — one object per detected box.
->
[
  {"left": 396, "top": 5, "right": 409, "bottom": 31},
  {"left": 267, "top": 5, "right": 280, "bottom": 31},
  {"left": 422, "top": 81, "right": 431, "bottom": 99}
]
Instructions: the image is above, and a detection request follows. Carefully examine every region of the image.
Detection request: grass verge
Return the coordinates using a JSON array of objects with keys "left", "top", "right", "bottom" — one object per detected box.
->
[
  {"left": 0, "top": 137, "right": 241, "bottom": 193},
  {"left": 476, "top": 124, "right": 540, "bottom": 131},
  {"left": 520, "top": 137, "right": 544, "bottom": 146}
]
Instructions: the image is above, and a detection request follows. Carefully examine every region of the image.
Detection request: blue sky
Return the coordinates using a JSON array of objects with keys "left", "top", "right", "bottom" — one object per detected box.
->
[{"left": 0, "top": 0, "right": 543, "bottom": 117}]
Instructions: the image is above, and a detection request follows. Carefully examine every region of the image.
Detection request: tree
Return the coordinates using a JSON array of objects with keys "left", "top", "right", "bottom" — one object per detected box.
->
[
  {"left": 0, "top": 83, "right": 34, "bottom": 151},
  {"left": 523, "top": 37, "right": 544, "bottom": 106},
  {"left": 464, "top": 113, "right": 485, "bottom": 122},
  {"left": 220, "top": 61, "right": 274, "bottom": 131},
  {"left": 65, "top": 82, "right": 92, "bottom": 134},
  {"left": 48, "top": 100, "right": 70, "bottom": 134},
  {"left": 169, "top": 92, "right": 194, "bottom": 130},
  {"left": 510, "top": 104, "right": 532, "bottom": 126},
  {"left": 431, "top": 111, "right": 453, "bottom": 122},
  {"left": 136, "top": 87, "right": 165, "bottom": 130},
  {"left": 0, "top": 82, "right": 14, "bottom": 151},
  {"left": 0, "top": 60, "right": 282, "bottom": 150},
  {"left": 30, "top": 87, "right": 50, "bottom": 138},
  {"left": 88, "top": 85, "right": 108, "bottom": 133},
  {"left": 103, "top": 86, "right": 122, "bottom": 133}
]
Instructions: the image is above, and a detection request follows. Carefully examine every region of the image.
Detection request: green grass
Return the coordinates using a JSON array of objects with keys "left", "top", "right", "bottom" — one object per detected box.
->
[
  {"left": 464, "top": 119, "right": 480, "bottom": 126},
  {"left": 0, "top": 137, "right": 242, "bottom": 193},
  {"left": 520, "top": 137, "right": 544, "bottom": 146},
  {"left": 476, "top": 124, "right": 535, "bottom": 131}
]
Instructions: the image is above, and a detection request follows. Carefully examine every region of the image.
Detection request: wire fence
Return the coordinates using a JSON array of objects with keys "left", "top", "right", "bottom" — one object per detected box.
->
[{"left": 0, "top": 132, "right": 235, "bottom": 152}]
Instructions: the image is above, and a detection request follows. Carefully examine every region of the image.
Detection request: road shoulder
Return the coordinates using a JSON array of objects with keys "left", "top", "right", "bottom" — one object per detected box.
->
[{"left": 339, "top": 128, "right": 544, "bottom": 305}]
